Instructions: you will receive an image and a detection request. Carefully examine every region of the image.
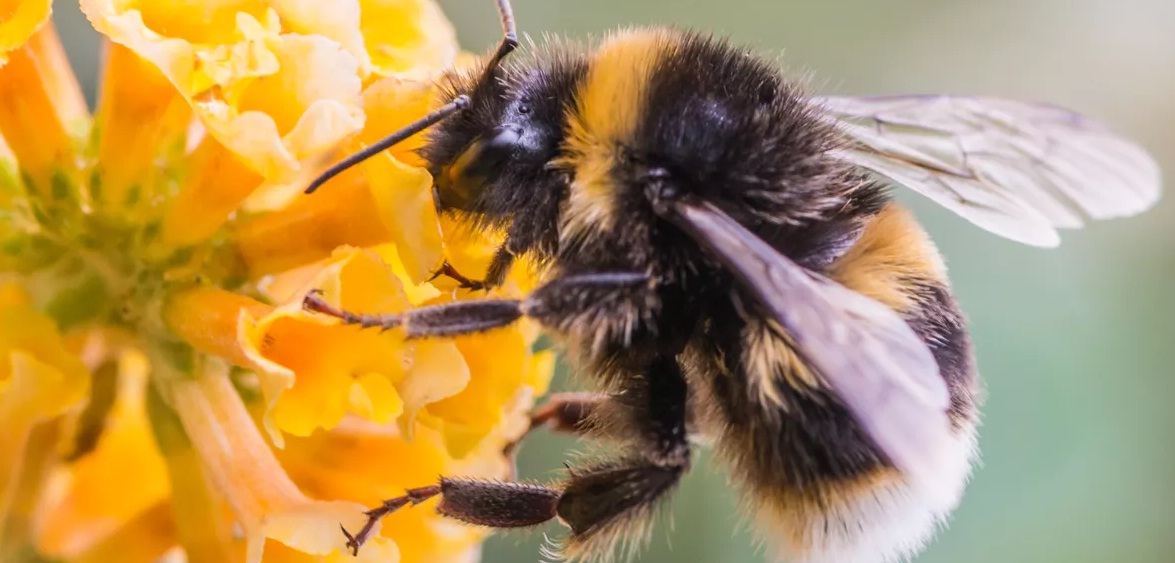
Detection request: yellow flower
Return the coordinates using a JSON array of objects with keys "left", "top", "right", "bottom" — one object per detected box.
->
[{"left": 0, "top": 2, "right": 554, "bottom": 562}]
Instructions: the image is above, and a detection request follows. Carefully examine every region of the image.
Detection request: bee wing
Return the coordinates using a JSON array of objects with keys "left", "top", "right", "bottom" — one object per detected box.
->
[
  {"left": 815, "top": 95, "right": 1162, "bottom": 247},
  {"left": 663, "top": 196, "right": 951, "bottom": 483}
]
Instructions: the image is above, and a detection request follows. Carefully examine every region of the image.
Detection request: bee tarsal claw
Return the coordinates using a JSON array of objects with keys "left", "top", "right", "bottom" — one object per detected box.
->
[
  {"left": 339, "top": 524, "right": 360, "bottom": 556},
  {"left": 458, "top": 279, "right": 487, "bottom": 291},
  {"left": 340, "top": 519, "right": 376, "bottom": 556},
  {"left": 430, "top": 261, "right": 489, "bottom": 291}
]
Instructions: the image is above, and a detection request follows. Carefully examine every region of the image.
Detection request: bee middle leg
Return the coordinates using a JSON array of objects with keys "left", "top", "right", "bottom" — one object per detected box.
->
[
  {"left": 504, "top": 383, "right": 693, "bottom": 478},
  {"left": 502, "top": 392, "right": 607, "bottom": 460}
]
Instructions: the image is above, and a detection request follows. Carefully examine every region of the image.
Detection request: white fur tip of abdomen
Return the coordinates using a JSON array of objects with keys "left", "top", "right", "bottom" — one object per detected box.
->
[{"left": 759, "top": 424, "right": 980, "bottom": 563}]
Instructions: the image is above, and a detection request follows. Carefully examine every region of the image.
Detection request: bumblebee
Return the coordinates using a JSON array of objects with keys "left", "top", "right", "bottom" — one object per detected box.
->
[{"left": 302, "top": 1, "right": 1162, "bottom": 561}]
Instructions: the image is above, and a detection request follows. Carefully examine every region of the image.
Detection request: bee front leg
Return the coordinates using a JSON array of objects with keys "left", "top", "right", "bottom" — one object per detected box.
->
[
  {"left": 302, "top": 271, "right": 650, "bottom": 338},
  {"left": 427, "top": 245, "right": 515, "bottom": 291}
]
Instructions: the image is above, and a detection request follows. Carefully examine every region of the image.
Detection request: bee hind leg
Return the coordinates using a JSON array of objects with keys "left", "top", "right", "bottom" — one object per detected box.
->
[
  {"left": 341, "top": 479, "right": 562, "bottom": 555},
  {"left": 341, "top": 458, "right": 691, "bottom": 557},
  {"left": 554, "top": 456, "right": 688, "bottom": 558},
  {"left": 344, "top": 357, "right": 691, "bottom": 559}
]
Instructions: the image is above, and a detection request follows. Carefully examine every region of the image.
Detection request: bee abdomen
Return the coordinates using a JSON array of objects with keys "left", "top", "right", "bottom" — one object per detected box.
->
[
  {"left": 685, "top": 203, "right": 982, "bottom": 562},
  {"left": 688, "top": 296, "right": 979, "bottom": 562}
]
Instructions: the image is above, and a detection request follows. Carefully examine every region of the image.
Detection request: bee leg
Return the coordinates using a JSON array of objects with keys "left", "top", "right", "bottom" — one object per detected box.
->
[
  {"left": 303, "top": 290, "right": 525, "bottom": 337},
  {"left": 342, "top": 461, "right": 688, "bottom": 557},
  {"left": 502, "top": 392, "right": 608, "bottom": 478},
  {"left": 427, "top": 261, "right": 487, "bottom": 291},
  {"left": 505, "top": 392, "right": 606, "bottom": 454},
  {"left": 342, "top": 358, "right": 689, "bottom": 557},
  {"left": 481, "top": 245, "right": 516, "bottom": 289},
  {"left": 341, "top": 478, "right": 561, "bottom": 555},
  {"left": 427, "top": 245, "right": 515, "bottom": 291},
  {"left": 504, "top": 381, "right": 693, "bottom": 476},
  {"left": 303, "top": 272, "right": 650, "bottom": 338},
  {"left": 434, "top": 166, "right": 563, "bottom": 291},
  {"left": 557, "top": 457, "right": 688, "bottom": 545},
  {"left": 342, "top": 462, "right": 690, "bottom": 557},
  {"left": 557, "top": 355, "right": 691, "bottom": 554}
]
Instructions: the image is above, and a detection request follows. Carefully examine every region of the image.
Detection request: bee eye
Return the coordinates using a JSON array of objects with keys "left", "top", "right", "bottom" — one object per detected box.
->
[{"left": 518, "top": 104, "right": 532, "bottom": 115}]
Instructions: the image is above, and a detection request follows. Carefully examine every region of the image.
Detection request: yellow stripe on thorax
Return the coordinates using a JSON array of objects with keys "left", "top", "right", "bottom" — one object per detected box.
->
[{"left": 558, "top": 27, "right": 676, "bottom": 238}]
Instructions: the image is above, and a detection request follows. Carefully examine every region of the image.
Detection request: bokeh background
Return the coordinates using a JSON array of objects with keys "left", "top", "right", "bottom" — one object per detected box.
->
[{"left": 50, "top": 0, "right": 1175, "bottom": 561}]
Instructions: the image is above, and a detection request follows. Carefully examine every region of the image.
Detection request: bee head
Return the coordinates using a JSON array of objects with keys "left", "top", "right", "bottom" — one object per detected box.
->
[{"left": 421, "top": 58, "right": 585, "bottom": 216}]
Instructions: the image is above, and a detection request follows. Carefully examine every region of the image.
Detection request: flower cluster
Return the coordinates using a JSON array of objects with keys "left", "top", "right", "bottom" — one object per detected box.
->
[{"left": 0, "top": 1, "right": 553, "bottom": 561}]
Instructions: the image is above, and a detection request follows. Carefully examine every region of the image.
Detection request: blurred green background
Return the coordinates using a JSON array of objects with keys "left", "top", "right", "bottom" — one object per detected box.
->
[{"left": 52, "top": 0, "right": 1175, "bottom": 561}]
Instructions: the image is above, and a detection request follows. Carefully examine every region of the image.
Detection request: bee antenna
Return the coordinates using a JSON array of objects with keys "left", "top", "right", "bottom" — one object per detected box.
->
[
  {"left": 304, "top": 0, "right": 519, "bottom": 195},
  {"left": 479, "top": 0, "right": 519, "bottom": 80},
  {"left": 304, "top": 95, "right": 470, "bottom": 194}
]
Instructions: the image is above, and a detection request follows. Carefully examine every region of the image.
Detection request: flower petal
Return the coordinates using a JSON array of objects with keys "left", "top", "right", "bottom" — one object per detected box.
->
[
  {"left": 358, "top": 75, "right": 440, "bottom": 168},
  {"left": 35, "top": 349, "right": 169, "bottom": 559},
  {"left": 209, "top": 249, "right": 465, "bottom": 441},
  {"left": 368, "top": 244, "right": 442, "bottom": 306},
  {"left": 0, "top": 304, "right": 90, "bottom": 422},
  {"left": 92, "top": 41, "right": 192, "bottom": 216},
  {"left": 523, "top": 348, "right": 557, "bottom": 398},
  {"left": 63, "top": 502, "right": 179, "bottom": 563},
  {"left": 0, "top": 127, "right": 16, "bottom": 192},
  {"left": 146, "top": 382, "right": 243, "bottom": 562},
  {"left": 161, "top": 284, "right": 294, "bottom": 443},
  {"left": 164, "top": 363, "right": 396, "bottom": 563},
  {"left": 357, "top": 149, "right": 444, "bottom": 283},
  {"left": 157, "top": 136, "right": 265, "bottom": 249},
  {"left": 2, "top": 420, "right": 64, "bottom": 557},
  {"left": 130, "top": 0, "right": 271, "bottom": 46},
  {"left": 276, "top": 421, "right": 491, "bottom": 563},
  {"left": 234, "top": 76, "right": 448, "bottom": 280},
  {"left": 358, "top": 0, "right": 458, "bottom": 79},
  {"left": 215, "top": 32, "right": 365, "bottom": 179},
  {"left": 245, "top": 248, "right": 417, "bottom": 438},
  {"left": 0, "top": 0, "right": 51, "bottom": 68},
  {"left": 0, "top": 282, "right": 29, "bottom": 307},
  {"left": 263, "top": 500, "right": 401, "bottom": 561},
  {"left": 433, "top": 215, "right": 502, "bottom": 291},
  {"left": 426, "top": 329, "right": 528, "bottom": 457},
  {"left": 0, "top": 21, "right": 88, "bottom": 197},
  {"left": 0, "top": 339, "right": 88, "bottom": 534},
  {"left": 350, "top": 371, "right": 404, "bottom": 424},
  {"left": 162, "top": 285, "right": 274, "bottom": 370},
  {"left": 395, "top": 338, "right": 469, "bottom": 439},
  {"left": 207, "top": 248, "right": 465, "bottom": 442},
  {"left": 271, "top": 0, "right": 371, "bottom": 77},
  {"left": 83, "top": 1, "right": 366, "bottom": 183},
  {"left": 231, "top": 162, "right": 424, "bottom": 278}
]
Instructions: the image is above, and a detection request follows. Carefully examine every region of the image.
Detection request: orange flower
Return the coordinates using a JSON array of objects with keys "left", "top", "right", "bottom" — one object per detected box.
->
[{"left": 0, "top": 2, "right": 554, "bottom": 561}]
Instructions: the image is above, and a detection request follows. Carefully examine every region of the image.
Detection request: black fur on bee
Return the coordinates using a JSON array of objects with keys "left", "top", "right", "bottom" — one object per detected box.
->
[{"left": 305, "top": 7, "right": 985, "bottom": 563}]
